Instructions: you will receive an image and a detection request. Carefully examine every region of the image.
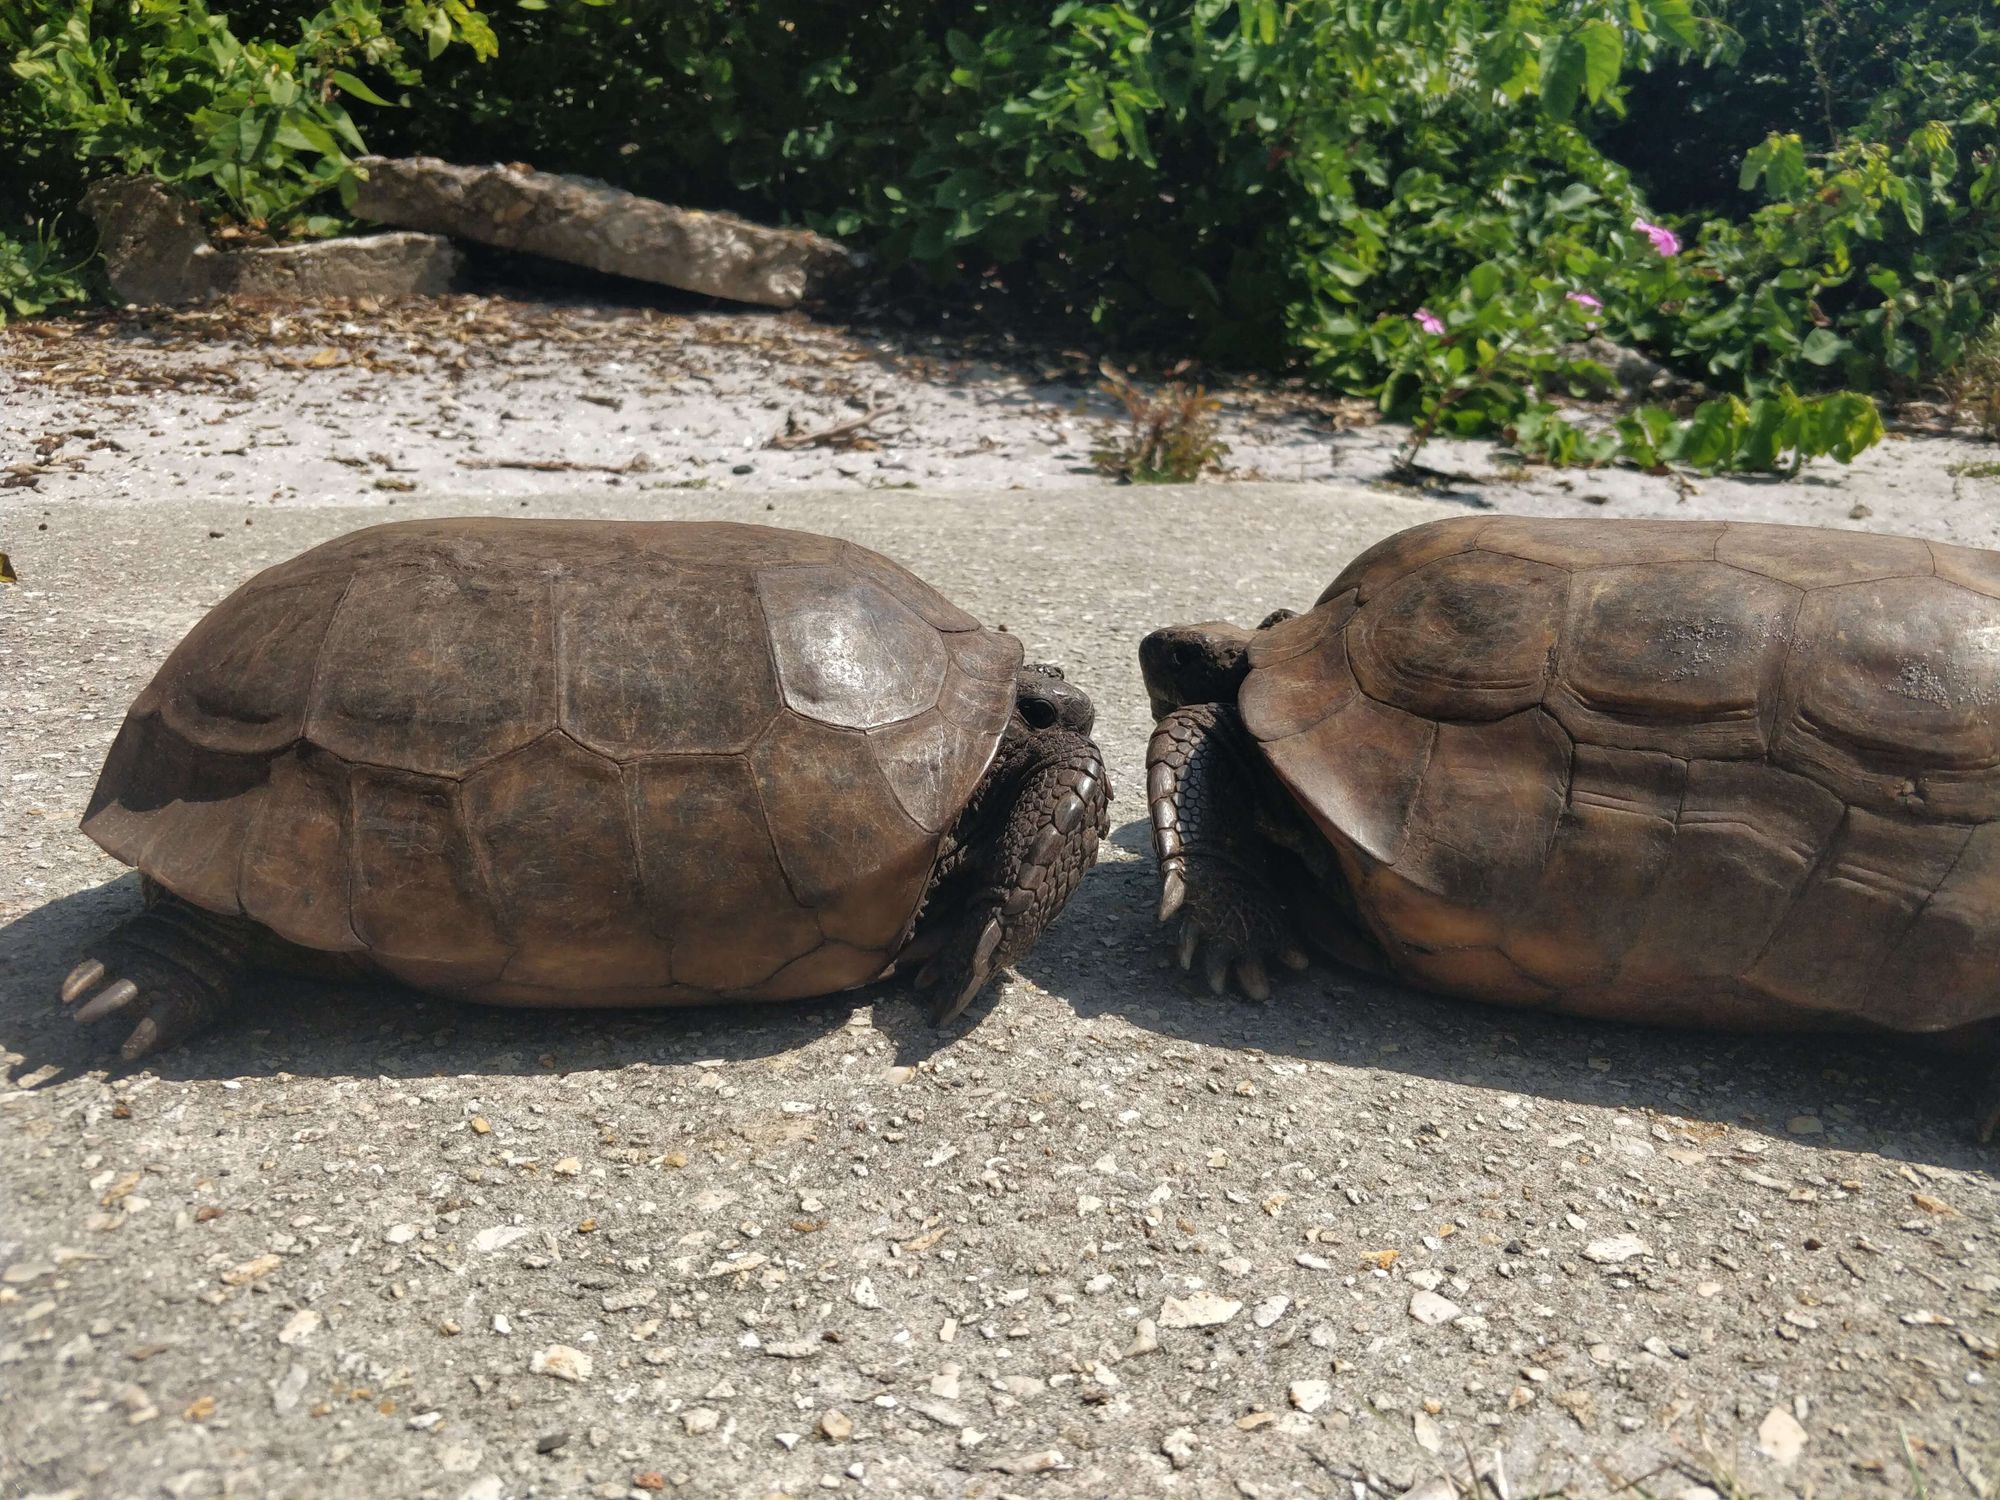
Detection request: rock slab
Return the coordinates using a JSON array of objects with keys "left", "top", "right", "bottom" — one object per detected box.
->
[
  {"left": 352, "top": 155, "right": 854, "bottom": 308},
  {"left": 84, "top": 177, "right": 459, "bottom": 306}
]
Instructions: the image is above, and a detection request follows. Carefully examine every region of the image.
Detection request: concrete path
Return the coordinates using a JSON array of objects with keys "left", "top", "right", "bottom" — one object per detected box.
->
[{"left": 3, "top": 485, "right": 1996, "bottom": 1500}]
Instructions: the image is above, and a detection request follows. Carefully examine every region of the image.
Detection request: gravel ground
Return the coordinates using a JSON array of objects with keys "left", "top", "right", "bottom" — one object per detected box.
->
[{"left": 2, "top": 299, "right": 1998, "bottom": 1500}]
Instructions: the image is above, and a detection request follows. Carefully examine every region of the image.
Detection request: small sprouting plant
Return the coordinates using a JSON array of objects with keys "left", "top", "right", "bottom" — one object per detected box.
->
[
  {"left": 1945, "top": 317, "right": 2000, "bottom": 441},
  {"left": 1090, "top": 363, "right": 1231, "bottom": 484}
]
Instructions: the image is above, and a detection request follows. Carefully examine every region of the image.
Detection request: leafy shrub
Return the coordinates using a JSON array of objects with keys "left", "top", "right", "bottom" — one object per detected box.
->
[
  {"left": 1947, "top": 318, "right": 2000, "bottom": 440},
  {"left": 1090, "top": 364, "right": 1230, "bottom": 483},
  {"left": 1, "top": 0, "right": 495, "bottom": 233},
  {"left": 15, "top": 0, "right": 1992, "bottom": 477},
  {"left": 0, "top": 219, "right": 91, "bottom": 322}
]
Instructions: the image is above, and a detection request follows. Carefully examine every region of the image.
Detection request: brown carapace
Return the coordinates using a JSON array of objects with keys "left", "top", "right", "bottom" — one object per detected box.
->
[
  {"left": 62, "top": 519, "right": 1110, "bottom": 1056},
  {"left": 1141, "top": 516, "right": 2000, "bottom": 1138}
]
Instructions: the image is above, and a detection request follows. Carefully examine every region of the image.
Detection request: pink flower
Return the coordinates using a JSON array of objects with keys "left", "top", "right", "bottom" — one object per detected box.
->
[
  {"left": 1566, "top": 290, "right": 1604, "bottom": 312},
  {"left": 1413, "top": 308, "right": 1445, "bottom": 335},
  {"left": 1632, "top": 217, "right": 1681, "bottom": 257}
]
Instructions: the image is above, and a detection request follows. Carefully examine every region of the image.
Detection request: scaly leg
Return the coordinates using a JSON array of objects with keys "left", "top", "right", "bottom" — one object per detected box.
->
[
  {"left": 917, "top": 732, "right": 1111, "bottom": 1025},
  {"left": 1149, "top": 703, "right": 1311, "bottom": 1000},
  {"left": 59, "top": 880, "right": 254, "bottom": 1059}
]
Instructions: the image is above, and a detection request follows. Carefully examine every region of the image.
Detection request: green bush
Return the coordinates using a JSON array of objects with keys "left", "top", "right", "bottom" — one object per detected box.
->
[{"left": 11, "top": 0, "right": 1994, "bottom": 473}]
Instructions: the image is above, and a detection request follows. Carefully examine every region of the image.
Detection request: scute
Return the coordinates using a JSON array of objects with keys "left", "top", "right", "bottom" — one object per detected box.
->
[
  {"left": 841, "top": 542, "right": 983, "bottom": 632},
  {"left": 1773, "top": 577, "right": 2000, "bottom": 813},
  {"left": 1479, "top": 516, "right": 1722, "bottom": 570},
  {"left": 156, "top": 574, "right": 349, "bottom": 755},
  {"left": 1547, "top": 562, "right": 1798, "bottom": 758},
  {"left": 1718, "top": 522, "right": 1933, "bottom": 590},
  {"left": 626, "top": 756, "right": 822, "bottom": 993},
  {"left": 760, "top": 566, "right": 949, "bottom": 731},
  {"left": 751, "top": 713, "right": 932, "bottom": 950},
  {"left": 347, "top": 766, "right": 510, "bottom": 985},
  {"left": 558, "top": 566, "right": 780, "bottom": 758},
  {"left": 870, "top": 705, "right": 997, "bottom": 834},
  {"left": 1240, "top": 617, "right": 1357, "bottom": 742},
  {"left": 81, "top": 713, "right": 267, "bottom": 916},
  {"left": 462, "top": 733, "right": 673, "bottom": 991},
  {"left": 1317, "top": 517, "right": 1488, "bottom": 606},
  {"left": 1346, "top": 552, "right": 1565, "bottom": 721},
  {"left": 1265, "top": 693, "right": 1434, "bottom": 865},
  {"left": 239, "top": 746, "right": 361, "bottom": 953},
  {"left": 308, "top": 562, "right": 558, "bottom": 778}
]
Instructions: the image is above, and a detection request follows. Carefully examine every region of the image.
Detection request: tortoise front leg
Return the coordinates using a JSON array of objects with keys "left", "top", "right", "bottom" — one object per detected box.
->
[
  {"left": 60, "top": 880, "right": 254, "bottom": 1059},
  {"left": 1148, "top": 703, "right": 1313, "bottom": 1000},
  {"left": 916, "top": 732, "right": 1111, "bottom": 1025}
]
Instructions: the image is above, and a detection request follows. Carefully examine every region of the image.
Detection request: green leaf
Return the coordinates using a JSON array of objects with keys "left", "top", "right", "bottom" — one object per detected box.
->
[
  {"left": 1799, "top": 328, "right": 1850, "bottom": 366},
  {"left": 1577, "top": 22, "right": 1623, "bottom": 104},
  {"left": 1538, "top": 34, "right": 1585, "bottom": 122},
  {"left": 328, "top": 71, "right": 392, "bottom": 107},
  {"left": 1466, "top": 261, "right": 1504, "bottom": 304},
  {"left": 1642, "top": 0, "right": 1702, "bottom": 50}
]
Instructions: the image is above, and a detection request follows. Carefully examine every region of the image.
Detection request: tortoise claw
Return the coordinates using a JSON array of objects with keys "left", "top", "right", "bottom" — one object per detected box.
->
[
  {"left": 1203, "top": 945, "right": 1231, "bottom": 996},
  {"left": 61, "top": 960, "right": 107, "bottom": 1006},
  {"left": 1158, "top": 870, "right": 1187, "bottom": 924},
  {"left": 929, "top": 915, "right": 1004, "bottom": 1027},
  {"left": 1236, "top": 956, "right": 1271, "bottom": 1003},
  {"left": 1176, "top": 922, "right": 1200, "bottom": 972},
  {"left": 73, "top": 979, "right": 139, "bottom": 1024}
]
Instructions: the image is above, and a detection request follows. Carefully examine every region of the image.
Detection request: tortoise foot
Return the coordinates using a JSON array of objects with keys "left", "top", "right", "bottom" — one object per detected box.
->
[
  {"left": 919, "top": 737, "right": 1111, "bottom": 1027},
  {"left": 1148, "top": 703, "right": 1308, "bottom": 1002},
  {"left": 60, "top": 900, "right": 248, "bottom": 1060},
  {"left": 1165, "top": 857, "right": 1310, "bottom": 1002}
]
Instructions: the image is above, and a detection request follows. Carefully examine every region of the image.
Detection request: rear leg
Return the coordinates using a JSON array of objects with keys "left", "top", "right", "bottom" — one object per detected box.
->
[
  {"left": 1149, "top": 703, "right": 1313, "bottom": 1000},
  {"left": 60, "top": 879, "right": 256, "bottom": 1060}
]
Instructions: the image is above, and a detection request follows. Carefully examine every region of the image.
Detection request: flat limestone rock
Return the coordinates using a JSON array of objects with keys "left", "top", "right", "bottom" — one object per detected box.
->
[
  {"left": 351, "top": 155, "right": 854, "bottom": 308},
  {"left": 84, "top": 177, "right": 459, "bottom": 306}
]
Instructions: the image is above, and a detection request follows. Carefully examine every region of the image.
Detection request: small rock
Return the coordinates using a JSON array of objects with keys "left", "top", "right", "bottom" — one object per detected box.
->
[
  {"left": 987, "top": 1450, "right": 1067, "bottom": 1475},
  {"left": 459, "top": 1480, "right": 503, "bottom": 1500},
  {"left": 1408, "top": 1290, "right": 1461, "bottom": 1326},
  {"left": 1413, "top": 1411, "right": 1444, "bottom": 1454},
  {"left": 1161, "top": 1427, "right": 1199, "bottom": 1470},
  {"left": 1252, "top": 1296, "right": 1291, "bottom": 1329},
  {"left": 536, "top": 1433, "right": 569, "bottom": 1454},
  {"left": 819, "top": 1410, "right": 854, "bottom": 1442},
  {"left": 529, "top": 1345, "right": 592, "bottom": 1384},
  {"left": 1784, "top": 1116, "right": 1824, "bottom": 1136},
  {"left": 1121, "top": 1319, "right": 1160, "bottom": 1359},
  {"left": 1159, "top": 1292, "right": 1241, "bottom": 1329},
  {"left": 272, "top": 1362, "right": 309, "bottom": 1414},
  {"left": 930, "top": 1365, "right": 961, "bottom": 1399},
  {"left": 277, "top": 1309, "right": 320, "bottom": 1346},
  {"left": 1582, "top": 1235, "right": 1650, "bottom": 1265},
  {"left": 1288, "top": 1380, "right": 1331, "bottom": 1414},
  {"left": 1757, "top": 1407, "right": 1807, "bottom": 1466},
  {"left": 762, "top": 1337, "right": 821, "bottom": 1360},
  {"left": 682, "top": 1408, "right": 719, "bottom": 1435},
  {"left": 472, "top": 1226, "right": 531, "bottom": 1254},
  {"left": 851, "top": 1277, "right": 882, "bottom": 1310},
  {"left": 1407, "top": 1268, "right": 1445, "bottom": 1292},
  {"left": 601, "top": 1287, "right": 656, "bottom": 1313},
  {"left": 384, "top": 1223, "right": 418, "bottom": 1244}
]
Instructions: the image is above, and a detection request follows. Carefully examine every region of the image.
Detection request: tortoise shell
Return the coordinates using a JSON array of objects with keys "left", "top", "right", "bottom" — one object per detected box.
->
[
  {"left": 1239, "top": 515, "right": 2000, "bottom": 1033},
  {"left": 81, "top": 519, "right": 1023, "bottom": 1006}
]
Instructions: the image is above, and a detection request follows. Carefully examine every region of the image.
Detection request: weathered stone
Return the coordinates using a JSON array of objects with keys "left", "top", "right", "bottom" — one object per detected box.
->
[
  {"left": 84, "top": 178, "right": 213, "bottom": 305},
  {"left": 83, "top": 176, "right": 459, "bottom": 306},
  {"left": 351, "top": 155, "right": 854, "bottom": 308}
]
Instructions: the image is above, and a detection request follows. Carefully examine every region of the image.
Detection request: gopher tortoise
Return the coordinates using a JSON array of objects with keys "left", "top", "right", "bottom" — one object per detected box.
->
[
  {"left": 1141, "top": 516, "right": 2000, "bottom": 1136},
  {"left": 62, "top": 519, "right": 1109, "bottom": 1055}
]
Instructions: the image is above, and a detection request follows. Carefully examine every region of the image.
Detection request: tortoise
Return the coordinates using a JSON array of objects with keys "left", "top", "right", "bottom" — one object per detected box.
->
[
  {"left": 60, "top": 518, "right": 1109, "bottom": 1056},
  {"left": 1140, "top": 515, "right": 2000, "bottom": 1137}
]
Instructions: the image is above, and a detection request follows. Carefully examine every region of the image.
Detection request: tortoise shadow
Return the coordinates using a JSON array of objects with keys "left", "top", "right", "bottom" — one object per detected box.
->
[
  {"left": 5, "top": 863, "right": 1988, "bottom": 1174},
  {"left": 1010, "top": 819, "right": 1997, "bottom": 1173},
  {"left": 0, "top": 876, "right": 965, "bottom": 1090}
]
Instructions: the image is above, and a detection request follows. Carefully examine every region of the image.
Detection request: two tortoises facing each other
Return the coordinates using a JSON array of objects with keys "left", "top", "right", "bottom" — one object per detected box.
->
[
  {"left": 61, "top": 519, "right": 1110, "bottom": 1056},
  {"left": 1142, "top": 515, "right": 2000, "bottom": 1137}
]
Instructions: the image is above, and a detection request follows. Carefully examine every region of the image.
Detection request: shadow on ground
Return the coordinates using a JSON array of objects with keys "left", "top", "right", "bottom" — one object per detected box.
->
[{"left": 3, "top": 844, "right": 1988, "bottom": 1173}]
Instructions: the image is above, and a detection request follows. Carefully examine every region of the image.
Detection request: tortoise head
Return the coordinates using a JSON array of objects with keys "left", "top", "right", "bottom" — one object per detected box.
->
[
  {"left": 1016, "top": 663, "right": 1095, "bottom": 737},
  {"left": 1139, "top": 620, "right": 1257, "bottom": 720}
]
